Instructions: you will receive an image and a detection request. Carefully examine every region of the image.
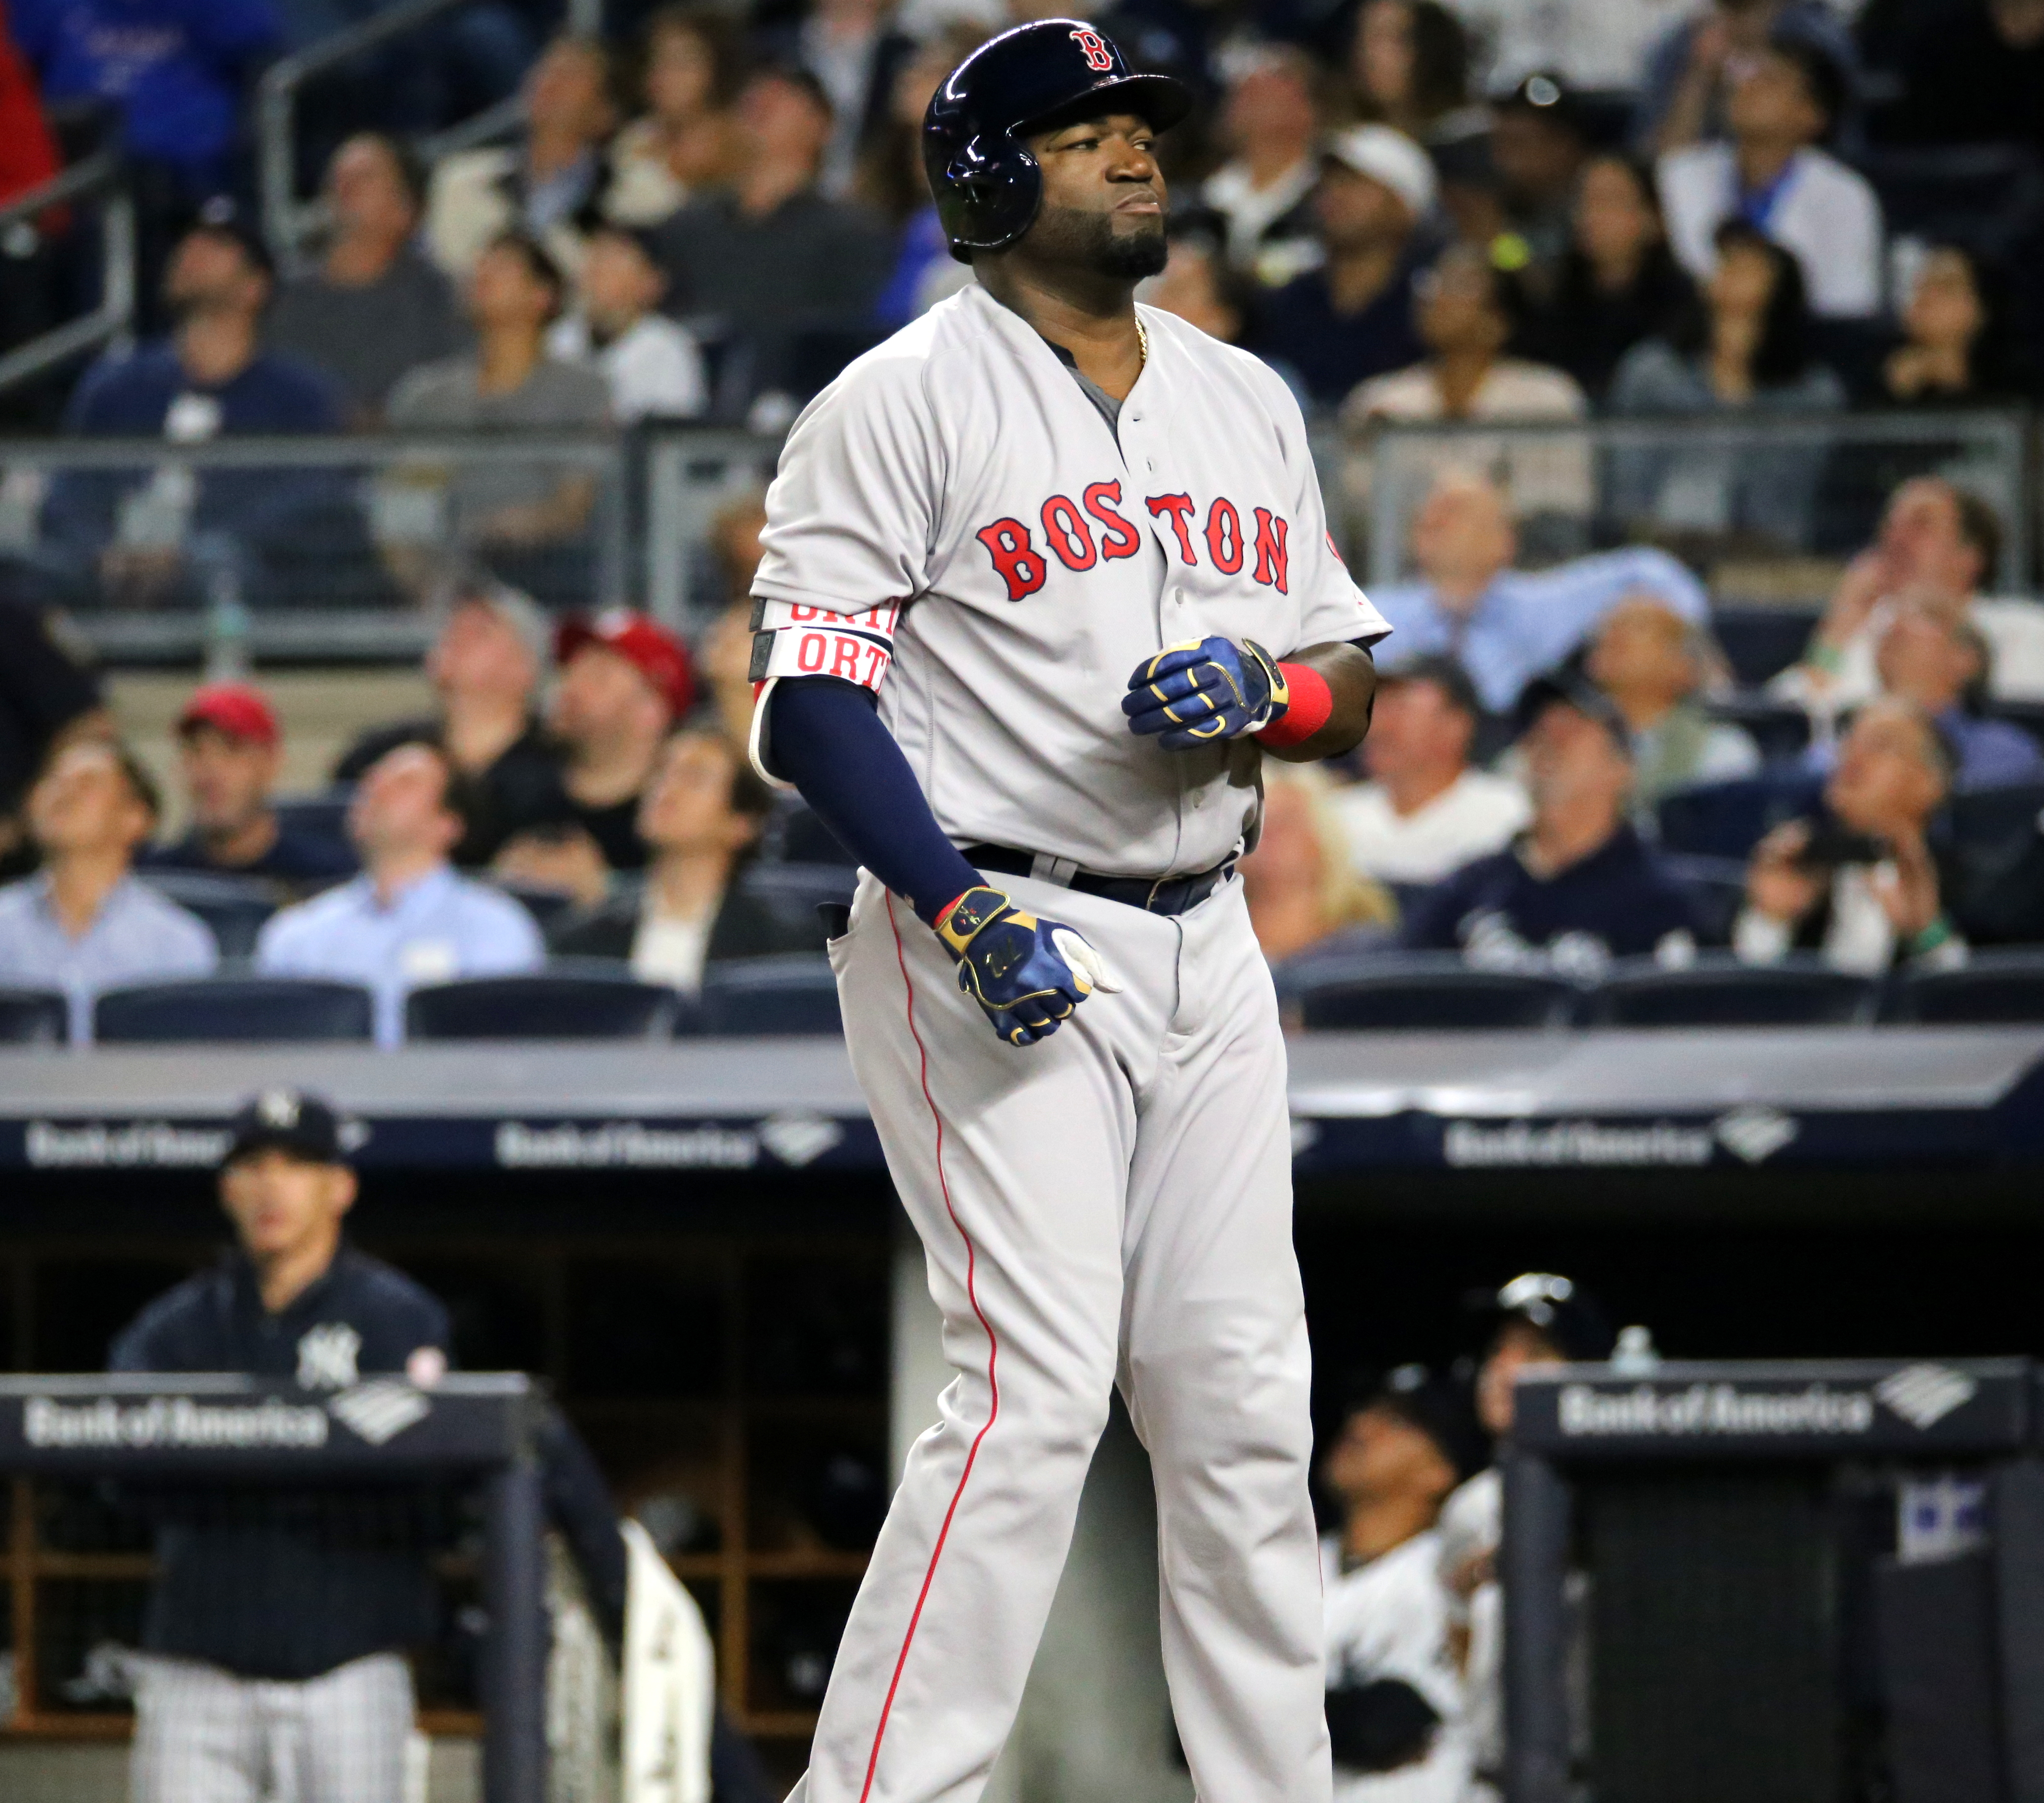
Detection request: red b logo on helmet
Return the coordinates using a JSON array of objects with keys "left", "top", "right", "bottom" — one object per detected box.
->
[{"left": 1069, "top": 27, "right": 1114, "bottom": 71}]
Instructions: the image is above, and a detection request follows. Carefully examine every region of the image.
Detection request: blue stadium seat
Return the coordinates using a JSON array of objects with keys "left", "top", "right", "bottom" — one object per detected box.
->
[
  {"left": 487, "top": 881, "right": 577, "bottom": 937},
  {"left": 1296, "top": 955, "right": 1578, "bottom": 1031},
  {"left": 1885, "top": 951, "right": 2044, "bottom": 1026},
  {"left": 699, "top": 954, "right": 843, "bottom": 1035},
  {"left": 404, "top": 968, "right": 684, "bottom": 1040},
  {"left": 1949, "top": 781, "right": 2044, "bottom": 853},
  {"left": 1706, "top": 696, "right": 1811, "bottom": 764},
  {"left": 1583, "top": 956, "right": 1876, "bottom": 1028},
  {"left": 137, "top": 871, "right": 279, "bottom": 960},
  {"left": 741, "top": 862, "right": 856, "bottom": 939},
  {"left": 0, "top": 987, "right": 68, "bottom": 1045},
  {"left": 1987, "top": 701, "right": 2044, "bottom": 754},
  {"left": 1658, "top": 855, "right": 1748, "bottom": 947},
  {"left": 1711, "top": 609, "right": 1818, "bottom": 688},
  {"left": 270, "top": 788, "right": 354, "bottom": 846},
  {"left": 95, "top": 978, "right": 375, "bottom": 1043},
  {"left": 1657, "top": 773, "right": 1822, "bottom": 860}
]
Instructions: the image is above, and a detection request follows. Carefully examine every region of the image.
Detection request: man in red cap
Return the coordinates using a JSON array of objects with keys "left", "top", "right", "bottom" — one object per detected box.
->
[
  {"left": 498, "top": 608, "right": 694, "bottom": 876},
  {"left": 141, "top": 683, "right": 357, "bottom": 889}
]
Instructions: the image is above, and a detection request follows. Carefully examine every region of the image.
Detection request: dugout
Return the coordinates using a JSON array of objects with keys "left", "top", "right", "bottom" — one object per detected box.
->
[
  {"left": 1504, "top": 1360, "right": 2044, "bottom": 1803},
  {"left": 4, "top": 1028, "right": 2044, "bottom": 1796}
]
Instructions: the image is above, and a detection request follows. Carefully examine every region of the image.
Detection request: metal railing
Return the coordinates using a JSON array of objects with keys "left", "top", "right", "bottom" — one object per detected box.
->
[
  {"left": 1358, "top": 409, "right": 2031, "bottom": 597},
  {"left": 643, "top": 428, "right": 785, "bottom": 634},
  {"left": 258, "top": 0, "right": 604, "bottom": 274},
  {"left": 0, "top": 149, "right": 134, "bottom": 395},
  {"left": 0, "top": 430, "right": 628, "bottom": 662}
]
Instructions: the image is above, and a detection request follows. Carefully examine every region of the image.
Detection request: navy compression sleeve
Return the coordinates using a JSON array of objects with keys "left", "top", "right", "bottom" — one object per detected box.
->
[{"left": 765, "top": 677, "right": 984, "bottom": 926}]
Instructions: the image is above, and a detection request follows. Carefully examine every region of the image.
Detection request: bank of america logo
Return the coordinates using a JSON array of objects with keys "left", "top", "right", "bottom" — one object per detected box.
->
[
  {"left": 1876, "top": 1365, "right": 1978, "bottom": 1430},
  {"left": 329, "top": 1379, "right": 432, "bottom": 1445}
]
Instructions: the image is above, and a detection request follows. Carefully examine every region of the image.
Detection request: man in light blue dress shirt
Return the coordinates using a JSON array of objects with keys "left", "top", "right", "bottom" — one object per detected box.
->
[
  {"left": 257, "top": 742, "right": 542, "bottom": 1045},
  {"left": 0, "top": 742, "right": 217, "bottom": 1040},
  {"left": 1369, "top": 471, "right": 1711, "bottom": 715}
]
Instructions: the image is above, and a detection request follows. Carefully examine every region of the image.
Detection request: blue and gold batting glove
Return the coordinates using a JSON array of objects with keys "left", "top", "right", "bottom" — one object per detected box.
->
[
  {"left": 1121, "top": 636, "right": 1289, "bottom": 750},
  {"left": 935, "top": 886, "right": 1122, "bottom": 1047}
]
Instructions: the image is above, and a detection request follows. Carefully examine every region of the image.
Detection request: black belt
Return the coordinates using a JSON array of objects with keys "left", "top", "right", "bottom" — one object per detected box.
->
[{"left": 963, "top": 844, "right": 1235, "bottom": 917}]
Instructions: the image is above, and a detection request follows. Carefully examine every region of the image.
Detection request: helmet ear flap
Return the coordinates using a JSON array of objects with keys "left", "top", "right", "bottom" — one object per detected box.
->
[{"left": 939, "top": 133, "right": 1042, "bottom": 257}]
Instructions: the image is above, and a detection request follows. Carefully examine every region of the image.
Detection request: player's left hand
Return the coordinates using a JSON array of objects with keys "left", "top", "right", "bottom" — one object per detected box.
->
[
  {"left": 1122, "top": 636, "right": 1289, "bottom": 750},
  {"left": 935, "top": 885, "right": 1123, "bottom": 1046}
]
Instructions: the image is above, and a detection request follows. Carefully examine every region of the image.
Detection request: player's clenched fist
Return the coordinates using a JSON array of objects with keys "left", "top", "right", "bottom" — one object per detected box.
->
[
  {"left": 1121, "top": 636, "right": 1290, "bottom": 749},
  {"left": 935, "top": 885, "right": 1122, "bottom": 1046}
]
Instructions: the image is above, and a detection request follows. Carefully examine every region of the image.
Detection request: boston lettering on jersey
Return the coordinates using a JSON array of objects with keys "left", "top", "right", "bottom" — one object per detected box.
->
[{"left": 976, "top": 482, "right": 1291, "bottom": 603}]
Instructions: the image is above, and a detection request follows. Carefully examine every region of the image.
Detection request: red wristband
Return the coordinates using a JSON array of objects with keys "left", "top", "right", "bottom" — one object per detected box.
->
[{"left": 1254, "top": 663, "right": 1333, "bottom": 750}]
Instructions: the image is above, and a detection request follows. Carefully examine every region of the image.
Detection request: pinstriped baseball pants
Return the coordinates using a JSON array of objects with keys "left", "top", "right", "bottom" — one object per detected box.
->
[
  {"left": 792, "top": 869, "right": 1331, "bottom": 1803},
  {"left": 129, "top": 1649, "right": 413, "bottom": 1803}
]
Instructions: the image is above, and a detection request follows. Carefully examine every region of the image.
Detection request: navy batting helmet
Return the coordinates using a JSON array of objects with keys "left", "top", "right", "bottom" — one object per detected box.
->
[{"left": 923, "top": 19, "right": 1191, "bottom": 263}]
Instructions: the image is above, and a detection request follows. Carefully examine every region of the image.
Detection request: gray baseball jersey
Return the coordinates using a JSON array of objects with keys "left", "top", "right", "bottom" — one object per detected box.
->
[{"left": 749, "top": 283, "right": 1389, "bottom": 876}]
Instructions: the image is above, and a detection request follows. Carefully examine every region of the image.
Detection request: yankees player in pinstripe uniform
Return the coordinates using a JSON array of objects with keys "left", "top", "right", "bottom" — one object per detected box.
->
[
  {"left": 110, "top": 1089, "right": 449, "bottom": 1803},
  {"left": 745, "top": 21, "right": 1387, "bottom": 1802}
]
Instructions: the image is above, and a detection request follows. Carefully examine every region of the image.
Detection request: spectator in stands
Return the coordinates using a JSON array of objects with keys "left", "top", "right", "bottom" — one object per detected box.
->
[
  {"left": 141, "top": 684, "right": 357, "bottom": 887},
  {"left": 1143, "top": 230, "right": 1256, "bottom": 348},
  {"left": 267, "top": 134, "right": 468, "bottom": 427},
  {"left": 1404, "top": 675, "right": 1701, "bottom": 975},
  {"left": 1607, "top": 222, "right": 1844, "bottom": 549},
  {"left": 335, "top": 578, "right": 559, "bottom": 868},
  {"left": 9, "top": 0, "right": 280, "bottom": 228},
  {"left": 1368, "top": 468, "right": 1709, "bottom": 714},
  {"left": 1487, "top": 75, "right": 1592, "bottom": 304},
  {"left": 604, "top": 4, "right": 744, "bottom": 226},
  {"left": 1201, "top": 45, "right": 1322, "bottom": 283},
  {"left": 1638, "top": 0, "right": 1858, "bottom": 157},
  {"left": 1878, "top": 246, "right": 2023, "bottom": 408},
  {"left": 1656, "top": 37, "right": 1880, "bottom": 319},
  {"left": 1770, "top": 479, "right": 2043, "bottom": 712},
  {"left": 426, "top": 34, "right": 620, "bottom": 280},
  {"left": 1318, "top": 1366, "right": 1481, "bottom": 1801},
  {"left": 651, "top": 66, "right": 891, "bottom": 402},
  {"left": 386, "top": 232, "right": 612, "bottom": 599},
  {"left": 257, "top": 742, "right": 542, "bottom": 1045},
  {"left": 1736, "top": 698, "right": 1966, "bottom": 972},
  {"left": 1586, "top": 598, "right": 1760, "bottom": 805},
  {"left": 1859, "top": 0, "right": 2044, "bottom": 154},
  {"left": 1328, "top": 656, "right": 1530, "bottom": 887},
  {"left": 788, "top": 0, "right": 915, "bottom": 202},
  {"left": 56, "top": 217, "right": 344, "bottom": 608},
  {"left": 1341, "top": 241, "right": 1588, "bottom": 468},
  {"left": 1240, "top": 765, "right": 1396, "bottom": 969},
  {"left": 1868, "top": 601, "right": 2044, "bottom": 791},
  {"left": 111, "top": 1087, "right": 448, "bottom": 1803},
  {"left": 1248, "top": 126, "right": 1434, "bottom": 411},
  {"left": 0, "top": 575, "right": 108, "bottom": 879},
  {"left": 547, "top": 222, "right": 706, "bottom": 422},
  {"left": 0, "top": 741, "right": 216, "bottom": 1040},
  {"left": 550, "top": 728, "right": 817, "bottom": 986},
  {"left": 1448, "top": 0, "right": 1692, "bottom": 93},
  {"left": 507, "top": 608, "right": 695, "bottom": 877},
  {"left": 1345, "top": 0, "right": 1478, "bottom": 145},
  {"left": 1512, "top": 153, "right": 1695, "bottom": 403}
]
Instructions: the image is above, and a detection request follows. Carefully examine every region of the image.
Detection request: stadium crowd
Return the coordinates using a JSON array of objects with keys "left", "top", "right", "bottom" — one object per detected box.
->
[{"left": 0, "top": 0, "right": 2042, "bottom": 1040}]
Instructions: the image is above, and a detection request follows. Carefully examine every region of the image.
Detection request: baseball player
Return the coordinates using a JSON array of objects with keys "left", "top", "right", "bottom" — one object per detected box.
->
[
  {"left": 744, "top": 21, "right": 1387, "bottom": 1802},
  {"left": 1437, "top": 1275, "right": 1616, "bottom": 1803},
  {"left": 1320, "top": 1368, "right": 1486, "bottom": 1803},
  {"left": 109, "top": 1088, "right": 450, "bottom": 1803}
]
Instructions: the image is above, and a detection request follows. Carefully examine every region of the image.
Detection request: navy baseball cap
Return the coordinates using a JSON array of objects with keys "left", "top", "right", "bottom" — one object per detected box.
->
[
  {"left": 223, "top": 1088, "right": 348, "bottom": 1167},
  {"left": 1513, "top": 670, "right": 1632, "bottom": 759},
  {"left": 1467, "top": 1271, "right": 1616, "bottom": 1362},
  {"left": 1352, "top": 1364, "right": 1488, "bottom": 1482}
]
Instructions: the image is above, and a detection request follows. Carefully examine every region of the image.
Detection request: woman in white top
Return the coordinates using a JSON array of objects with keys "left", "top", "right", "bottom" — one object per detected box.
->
[{"left": 603, "top": 5, "right": 744, "bottom": 228}]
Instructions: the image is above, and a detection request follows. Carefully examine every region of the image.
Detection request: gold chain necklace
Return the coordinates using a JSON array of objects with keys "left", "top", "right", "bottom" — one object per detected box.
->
[{"left": 1136, "top": 313, "right": 1149, "bottom": 369}]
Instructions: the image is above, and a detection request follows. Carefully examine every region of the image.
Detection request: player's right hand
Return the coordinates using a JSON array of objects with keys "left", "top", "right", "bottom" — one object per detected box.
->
[{"left": 934, "top": 885, "right": 1122, "bottom": 1046}]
